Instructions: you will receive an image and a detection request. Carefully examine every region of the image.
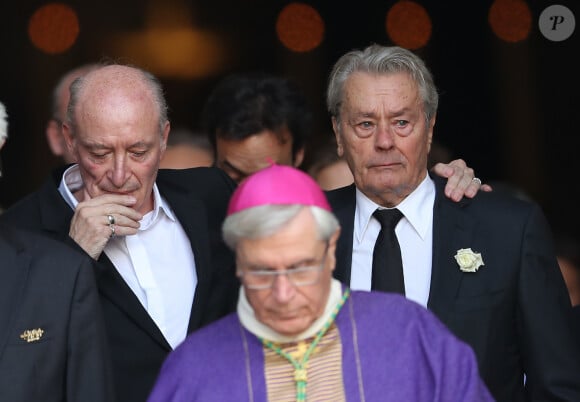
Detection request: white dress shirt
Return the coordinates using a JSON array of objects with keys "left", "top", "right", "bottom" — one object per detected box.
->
[
  {"left": 59, "top": 165, "right": 196, "bottom": 349},
  {"left": 351, "top": 174, "right": 435, "bottom": 307}
]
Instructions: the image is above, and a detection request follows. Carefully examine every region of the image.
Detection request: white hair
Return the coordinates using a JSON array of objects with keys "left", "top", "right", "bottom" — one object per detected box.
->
[
  {"left": 0, "top": 101, "right": 7, "bottom": 141},
  {"left": 222, "top": 204, "right": 339, "bottom": 250}
]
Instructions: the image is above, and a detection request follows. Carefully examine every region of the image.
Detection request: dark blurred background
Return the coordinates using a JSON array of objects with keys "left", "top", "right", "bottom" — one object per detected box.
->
[{"left": 0, "top": 0, "right": 578, "bottom": 235}]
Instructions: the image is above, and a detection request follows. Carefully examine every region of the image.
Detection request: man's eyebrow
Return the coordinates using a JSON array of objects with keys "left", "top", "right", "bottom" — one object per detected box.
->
[
  {"left": 390, "top": 106, "right": 414, "bottom": 117},
  {"left": 244, "top": 256, "right": 319, "bottom": 271},
  {"left": 353, "top": 107, "right": 411, "bottom": 120},
  {"left": 130, "top": 141, "right": 152, "bottom": 148},
  {"left": 81, "top": 141, "right": 109, "bottom": 150},
  {"left": 82, "top": 140, "right": 152, "bottom": 149},
  {"left": 350, "top": 110, "right": 378, "bottom": 119}
]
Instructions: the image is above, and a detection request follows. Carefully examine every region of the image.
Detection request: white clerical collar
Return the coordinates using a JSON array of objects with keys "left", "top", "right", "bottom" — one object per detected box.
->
[
  {"left": 237, "top": 278, "right": 344, "bottom": 343},
  {"left": 57, "top": 164, "right": 176, "bottom": 225},
  {"left": 354, "top": 173, "right": 435, "bottom": 243}
]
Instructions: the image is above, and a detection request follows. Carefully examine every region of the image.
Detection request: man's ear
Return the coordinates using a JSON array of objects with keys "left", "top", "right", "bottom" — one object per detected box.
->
[
  {"left": 160, "top": 121, "right": 170, "bottom": 154},
  {"left": 293, "top": 146, "right": 305, "bottom": 168},
  {"left": 46, "top": 119, "right": 65, "bottom": 156},
  {"left": 331, "top": 117, "right": 344, "bottom": 157},
  {"left": 327, "top": 227, "right": 341, "bottom": 273},
  {"left": 427, "top": 113, "right": 436, "bottom": 154},
  {"left": 61, "top": 122, "right": 75, "bottom": 156}
]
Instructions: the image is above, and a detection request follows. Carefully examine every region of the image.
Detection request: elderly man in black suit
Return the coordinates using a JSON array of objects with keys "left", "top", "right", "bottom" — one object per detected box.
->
[
  {"left": 0, "top": 101, "right": 114, "bottom": 401},
  {"left": 325, "top": 44, "right": 580, "bottom": 401},
  {"left": 0, "top": 66, "right": 239, "bottom": 402}
]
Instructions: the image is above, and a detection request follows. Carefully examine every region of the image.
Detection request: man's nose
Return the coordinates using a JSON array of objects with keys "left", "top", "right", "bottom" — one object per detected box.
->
[
  {"left": 271, "top": 272, "right": 295, "bottom": 302},
  {"left": 110, "top": 156, "right": 129, "bottom": 187},
  {"left": 375, "top": 123, "right": 396, "bottom": 149}
]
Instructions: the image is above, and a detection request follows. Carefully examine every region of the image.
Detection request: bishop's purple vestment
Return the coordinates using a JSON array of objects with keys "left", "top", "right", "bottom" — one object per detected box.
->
[{"left": 148, "top": 290, "right": 493, "bottom": 401}]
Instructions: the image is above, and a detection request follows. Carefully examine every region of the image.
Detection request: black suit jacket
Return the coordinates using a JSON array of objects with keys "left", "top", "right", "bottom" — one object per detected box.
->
[
  {"left": 327, "top": 177, "right": 580, "bottom": 402},
  {"left": 0, "top": 224, "right": 114, "bottom": 402},
  {"left": 0, "top": 166, "right": 239, "bottom": 402}
]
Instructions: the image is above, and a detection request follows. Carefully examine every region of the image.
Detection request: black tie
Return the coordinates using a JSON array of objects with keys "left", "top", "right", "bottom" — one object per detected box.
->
[{"left": 371, "top": 208, "right": 405, "bottom": 294}]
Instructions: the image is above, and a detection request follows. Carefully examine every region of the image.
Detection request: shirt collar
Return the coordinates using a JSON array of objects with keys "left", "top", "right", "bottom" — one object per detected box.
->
[
  {"left": 354, "top": 173, "right": 435, "bottom": 242},
  {"left": 58, "top": 164, "right": 83, "bottom": 210},
  {"left": 57, "top": 164, "right": 176, "bottom": 227}
]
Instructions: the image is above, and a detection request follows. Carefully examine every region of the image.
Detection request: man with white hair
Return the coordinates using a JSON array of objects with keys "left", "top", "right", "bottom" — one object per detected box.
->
[
  {"left": 325, "top": 44, "right": 580, "bottom": 401},
  {"left": 147, "top": 164, "right": 493, "bottom": 402}
]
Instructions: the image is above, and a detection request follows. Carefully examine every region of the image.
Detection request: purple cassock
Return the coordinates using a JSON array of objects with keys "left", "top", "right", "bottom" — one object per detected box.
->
[{"left": 148, "top": 290, "right": 494, "bottom": 402}]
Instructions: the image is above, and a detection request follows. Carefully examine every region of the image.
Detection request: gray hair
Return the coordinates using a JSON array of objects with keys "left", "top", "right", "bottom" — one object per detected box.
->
[
  {"left": 66, "top": 64, "right": 169, "bottom": 137},
  {"left": 222, "top": 204, "right": 339, "bottom": 250},
  {"left": 326, "top": 44, "right": 438, "bottom": 125},
  {"left": 0, "top": 101, "right": 7, "bottom": 142}
]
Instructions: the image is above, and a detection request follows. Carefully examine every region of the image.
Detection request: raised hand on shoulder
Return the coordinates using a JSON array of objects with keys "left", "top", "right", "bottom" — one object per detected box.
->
[{"left": 432, "top": 159, "right": 493, "bottom": 202}]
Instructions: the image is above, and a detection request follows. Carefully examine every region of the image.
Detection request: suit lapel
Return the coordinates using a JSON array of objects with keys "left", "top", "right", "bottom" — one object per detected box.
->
[
  {"left": 427, "top": 178, "right": 477, "bottom": 324},
  {"left": 171, "top": 198, "right": 211, "bottom": 331},
  {"left": 95, "top": 254, "right": 171, "bottom": 350},
  {"left": 0, "top": 233, "right": 30, "bottom": 361},
  {"left": 327, "top": 184, "right": 356, "bottom": 284},
  {"left": 156, "top": 178, "right": 214, "bottom": 332}
]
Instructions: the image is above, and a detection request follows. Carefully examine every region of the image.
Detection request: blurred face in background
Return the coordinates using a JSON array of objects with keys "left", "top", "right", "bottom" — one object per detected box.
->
[
  {"left": 160, "top": 144, "right": 213, "bottom": 169},
  {"left": 46, "top": 70, "right": 87, "bottom": 163},
  {"left": 313, "top": 159, "right": 354, "bottom": 191},
  {"left": 215, "top": 127, "right": 304, "bottom": 184}
]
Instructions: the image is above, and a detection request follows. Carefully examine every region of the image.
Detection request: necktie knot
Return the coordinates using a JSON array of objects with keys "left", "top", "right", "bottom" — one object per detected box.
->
[{"left": 373, "top": 208, "right": 403, "bottom": 230}]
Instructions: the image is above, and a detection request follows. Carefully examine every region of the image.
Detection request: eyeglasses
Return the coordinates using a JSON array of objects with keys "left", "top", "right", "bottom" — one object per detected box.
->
[{"left": 238, "top": 243, "right": 329, "bottom": 290}]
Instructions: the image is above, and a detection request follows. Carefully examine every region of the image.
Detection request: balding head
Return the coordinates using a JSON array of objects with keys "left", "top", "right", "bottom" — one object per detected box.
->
[{"left": 67, "top": 64, "right": 168, "bottom": 138}]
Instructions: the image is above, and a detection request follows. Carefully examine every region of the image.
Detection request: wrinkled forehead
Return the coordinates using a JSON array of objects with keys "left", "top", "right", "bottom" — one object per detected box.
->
[
  {"left": 344, "top": 71, "right": 418, "bottom": 95},
  {"left": 80, "top": 66, "right": 155, "bottom": 104},
  {"left": 341, "top": 72, "right": 421, "bottom": 114},
  {"left": 76, "top": 85, "right": 159, "bottom": 130}
]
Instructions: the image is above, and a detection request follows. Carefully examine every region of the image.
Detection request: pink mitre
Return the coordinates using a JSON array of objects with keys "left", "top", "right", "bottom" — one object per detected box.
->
[{"left": 227, "top": 163, "right": 331, "bottom": 215}]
